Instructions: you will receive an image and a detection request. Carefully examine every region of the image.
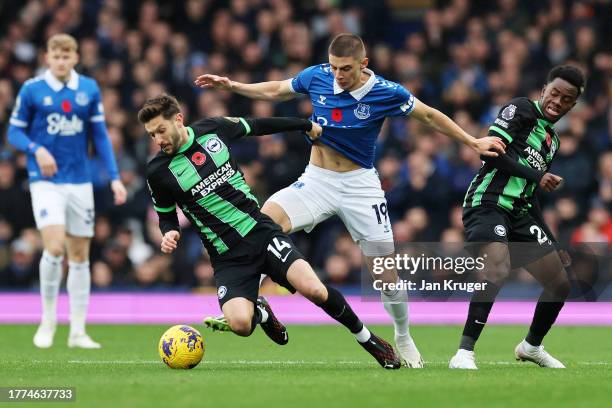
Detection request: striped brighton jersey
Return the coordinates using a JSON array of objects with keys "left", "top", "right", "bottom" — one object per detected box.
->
[
  {"left": 464, "top": 97, "right": 560, "bottom": 214},
  {"left": 146, "top": 117, "right": 260, "bottom": 256}
]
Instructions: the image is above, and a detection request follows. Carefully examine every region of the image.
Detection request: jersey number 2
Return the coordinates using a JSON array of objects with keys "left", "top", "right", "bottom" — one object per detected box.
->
[{"left": 529, "top": 225, "right": 549, "bottom": 245}]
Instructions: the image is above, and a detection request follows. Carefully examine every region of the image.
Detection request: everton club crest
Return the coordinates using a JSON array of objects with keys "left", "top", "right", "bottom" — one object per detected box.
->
[{"left": 354, "top": 103, "right": 371, "bottom": 120}]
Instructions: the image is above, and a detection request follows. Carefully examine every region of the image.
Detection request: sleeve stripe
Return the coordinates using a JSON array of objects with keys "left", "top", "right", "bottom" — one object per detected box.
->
[
  {"left": 9, "top": 118, "right": 28, "bottom": 127},
  {"left": 400, "top": 95, "right": 415, "bottom": 115},
  {"left": 239, "top": 117, "right": 251, "bottom": 135},
  {"left": 287, "top": 79, "right": 297, "bottom": 94},
  {"left": 154, "top": 204, "right": 176, "bottom": 213},
  {"left": 489, "top": 125, "right": 513, "bottom": 142},
  {"left": 90, "top": 115, "right": 105, "bottom": 122}
]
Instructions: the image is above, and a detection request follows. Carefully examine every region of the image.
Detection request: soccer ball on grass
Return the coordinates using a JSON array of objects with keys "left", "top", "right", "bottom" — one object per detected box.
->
[{"left": 158, "top": 325, "right": 205, "bottom": 369}]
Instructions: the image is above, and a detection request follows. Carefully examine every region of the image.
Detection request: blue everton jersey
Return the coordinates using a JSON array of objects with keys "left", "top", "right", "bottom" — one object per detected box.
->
[
  {"left": 8, "top": 69, "right": 115, "bottom": 183},
  {"left": 290, "top": 64, "right": 415, "bottom": 168}
]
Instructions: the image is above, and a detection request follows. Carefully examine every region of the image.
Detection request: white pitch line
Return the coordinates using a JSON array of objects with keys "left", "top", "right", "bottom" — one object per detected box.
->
[
  {"left": 429, "top": 361, "right": 611, "bottom": 366},
  {"left": 20, "top": 359, "right": 609, "bottom": 367},
  {"left": 62, "top": 360, "right": 366, "bottom": 365}
]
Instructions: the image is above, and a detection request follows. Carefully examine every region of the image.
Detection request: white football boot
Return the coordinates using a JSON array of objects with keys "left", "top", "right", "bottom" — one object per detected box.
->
[
  {"left": 68, "top": 333, "right": 102, "bottom": 349},
  {"left": 449, "top": 349, "right": 478, "bottom": 369},
  {"left": 395, "top": 334, "right": 424, "bottom": 368},
  {"left": 515, "top": 340, "right": 565, "bottom": 368},
  {"left": 33, "top": 322, "right": 56, "bottom": 348}
]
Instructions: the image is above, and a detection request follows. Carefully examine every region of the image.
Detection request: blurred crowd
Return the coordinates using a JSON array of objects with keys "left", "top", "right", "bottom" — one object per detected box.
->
[{"left": 0, "top": 0, "right": 610, "bottom": 291}]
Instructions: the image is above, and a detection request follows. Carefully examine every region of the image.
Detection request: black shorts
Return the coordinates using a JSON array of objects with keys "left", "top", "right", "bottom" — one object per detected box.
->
[
  {"left": 211, "top": 214, "right": 304, "bottom": 307},
  {"left": 462, "top": 206, "right": 555, "bottom": 267}
]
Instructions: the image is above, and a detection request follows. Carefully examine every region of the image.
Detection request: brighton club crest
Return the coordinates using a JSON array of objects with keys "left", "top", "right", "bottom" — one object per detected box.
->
[
  {"left": 205, "top": 137, "right": 223, "bottom": 153},
  {"left": 353, "top": 103, "right": 371, "bottom": 120}
]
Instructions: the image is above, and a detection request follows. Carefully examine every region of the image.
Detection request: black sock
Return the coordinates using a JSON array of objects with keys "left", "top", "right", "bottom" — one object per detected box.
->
[
  {"left": 525, "top": 290, "right": 565, "bottom": 346},
  {"left": 460, "top": 281, "right": 501, "bottom": 351},
  {"left": 249, "top": 305, "right": 262, "bottom": 336},
  {"left": 316, "top": 285, "right": 363, "bottom": 334}
]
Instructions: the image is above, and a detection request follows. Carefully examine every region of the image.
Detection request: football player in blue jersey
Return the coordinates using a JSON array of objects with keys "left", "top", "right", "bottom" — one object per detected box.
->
[
  {"left": 7, "top": 34, "right": 127, "bottom": 349},
  {"left": 195, "top": 33, "right": 505, "bottom": 367}
]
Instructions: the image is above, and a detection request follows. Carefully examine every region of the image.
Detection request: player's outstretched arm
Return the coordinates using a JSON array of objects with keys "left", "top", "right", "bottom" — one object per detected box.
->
[
  {"left": 410, "top": 99, "right": 506, "bottom": 157},
  {"left": 484, "top": 154, "right": 563, "bottom": 192},
  {"left": 248, "top": 117, "right": 321, "bottom": 139},
  {"left": 218, "top": 116, "right": 322, "bottom": 142},
  {"left": 194, "top": 75, "right": 296, "bottom": 101},
  {"left": 484, "top": 154, "right": 545, "bottom": 182}
]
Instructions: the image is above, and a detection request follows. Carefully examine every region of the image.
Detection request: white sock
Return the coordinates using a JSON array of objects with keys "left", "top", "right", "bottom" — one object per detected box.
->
[
  {"left": 381, "top": 286, "right": 410, "bottom": 338},
  {"left": 354, "top": 325, "right": 371, "bottom": 343},
  {"left": 258, "top": 306, "right": 269, "bottom": 323},
  {"left": 67, "top": 261, "right": 91, "bottom": 336},
  {"left": 39, "top": 250, "right": 63, "bottom": 325}
]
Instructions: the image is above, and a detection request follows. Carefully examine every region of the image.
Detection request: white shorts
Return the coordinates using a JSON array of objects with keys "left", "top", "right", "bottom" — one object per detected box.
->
[
  {"left": 30, "top": 181, "right": 95, "bottom": 237},
  {"left": 267, "top": 165, "right": 394, "bottom": 254}
]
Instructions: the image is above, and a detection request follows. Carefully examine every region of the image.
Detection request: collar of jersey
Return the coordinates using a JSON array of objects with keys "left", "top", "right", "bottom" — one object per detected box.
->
[
  {"left": 533, "top": 100, "right": 554, "bottom": 125},
  {"left": 44, "top": 69, "right": 79, "bottom": 92},
  {"left": 333, "top": 68, "right": 377, "bottom": 100},
  {"left": 178, "top": 126, "right": 195, "bottom": 154}
]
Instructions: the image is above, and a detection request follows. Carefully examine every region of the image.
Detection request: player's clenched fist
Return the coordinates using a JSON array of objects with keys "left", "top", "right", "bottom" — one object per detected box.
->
[
  {"left": 306, "top": 122, "right": 323, "bottom": 141},
  {"left": 539, "top": 173, "right": 563, "bottom": 192},
  {"left": 194, "top": 74, "right": 232, "bottom": 90},
  {"left": 474, "top": 136, "right": 506, "bottom": 157},
  {"left": 161, "top": 230, "right": 180, "bottom": 254}
]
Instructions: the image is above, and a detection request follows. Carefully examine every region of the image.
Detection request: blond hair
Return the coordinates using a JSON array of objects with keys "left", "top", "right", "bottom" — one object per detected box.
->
[{"left": 47, "top": 33, "right": 78, "bottom": 52}]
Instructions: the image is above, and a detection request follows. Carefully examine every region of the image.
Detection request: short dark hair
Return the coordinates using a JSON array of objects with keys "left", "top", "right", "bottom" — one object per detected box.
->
[
  {"left": 547, "top": 65, "right": 586, "bottom": 96},
  {"left": 137, "top": 94, "right": 181, "bottom": 123},
  {"left": 328, "top": 33, "right": 365, "bottom": 59}
]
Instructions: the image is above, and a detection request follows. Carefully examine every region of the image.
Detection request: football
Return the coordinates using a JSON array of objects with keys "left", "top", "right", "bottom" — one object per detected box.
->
[{"left": 158, "top": 325, "right": 205, "bottom": 369}]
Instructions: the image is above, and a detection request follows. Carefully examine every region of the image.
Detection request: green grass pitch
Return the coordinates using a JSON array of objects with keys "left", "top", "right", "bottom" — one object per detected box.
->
[{"left": 1, "top": 324, "right": 611, "bottom": 407}]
